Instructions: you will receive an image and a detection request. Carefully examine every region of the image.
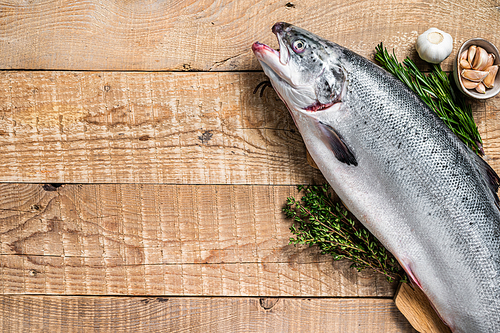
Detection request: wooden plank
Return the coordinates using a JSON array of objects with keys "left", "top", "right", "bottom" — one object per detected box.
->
[
  {"left": 0, "top": 0, "right": 498, "bottom": 71},
  {"left": 0, "top": 183, "right": 396, "bottom": 297},
  {"left": 0, "top": 295, "right": 416, "bottom": 332},
  {"left": 0, "top": 71, "right": 325, "bottom": 184},
  {"left": 1, "top": 71, "right": 499, "bottom": 184}
]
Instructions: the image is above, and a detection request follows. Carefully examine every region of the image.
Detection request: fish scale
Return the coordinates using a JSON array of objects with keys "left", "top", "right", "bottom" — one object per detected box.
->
[{"left": 253, "top": 23, "right": 500, "bottom": 332}]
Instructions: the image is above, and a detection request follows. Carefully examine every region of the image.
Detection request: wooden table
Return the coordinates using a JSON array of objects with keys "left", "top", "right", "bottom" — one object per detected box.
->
[{"left": 0, "top": 1, "right": 498, "bottom": 332}]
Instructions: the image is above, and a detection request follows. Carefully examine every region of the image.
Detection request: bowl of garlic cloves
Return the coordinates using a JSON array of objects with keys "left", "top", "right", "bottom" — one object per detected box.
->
[{"left": 454, "top": 38, "right": 499, "bottom": 99}]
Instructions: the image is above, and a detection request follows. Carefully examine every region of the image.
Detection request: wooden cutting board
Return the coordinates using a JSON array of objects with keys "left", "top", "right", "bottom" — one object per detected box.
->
[{"left": 395, "top": 283, "right": 452, "bottom": 333}]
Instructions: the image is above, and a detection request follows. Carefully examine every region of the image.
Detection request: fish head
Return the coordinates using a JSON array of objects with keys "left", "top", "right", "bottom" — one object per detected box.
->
[{"left": 252, "top": 22, "right": 346, "bottom": 113}]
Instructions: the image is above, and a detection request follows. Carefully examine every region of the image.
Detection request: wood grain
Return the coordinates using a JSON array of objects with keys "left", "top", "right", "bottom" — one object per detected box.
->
[
  {"left": 0, "top": 71, "right": 324, "bottom": 184},
  {"left": 1, "top": 1, "right": 499, "bottom": 329},
  {"left": 394, "top": 283, "right": 451, "bottom": 333},
  {"left": 1, "top": 71, "right": 499, "bottom": 184},
  {"left": 0, "top": 0, "right": 498, "bottom": 71},
  {"left": 0, "top": 296, "right": 416, "bottom": 333},
  {"left": 0, "top": 183, "right": 396, "bottom": 297}
]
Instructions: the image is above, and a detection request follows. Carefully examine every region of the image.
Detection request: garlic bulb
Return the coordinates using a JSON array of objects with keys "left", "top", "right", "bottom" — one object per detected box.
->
[{"left": 415, "top": 28, "right": 453, "bottom": 64}]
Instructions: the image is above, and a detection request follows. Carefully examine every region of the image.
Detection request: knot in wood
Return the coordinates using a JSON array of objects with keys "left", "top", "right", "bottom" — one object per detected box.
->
[
  {"left": 198, "top": 130, "right": 213, "bottom": 144},
  {"left": 42, "top": 184, "right": 64, "bottom": 191},
  {"left": 259, "top": 298, "right": 279, "bottom": 310}
]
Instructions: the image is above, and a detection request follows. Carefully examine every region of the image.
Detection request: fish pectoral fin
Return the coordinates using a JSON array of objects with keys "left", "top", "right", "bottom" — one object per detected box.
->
[
  {"left": 318, "top": 121, "right": 357, "bottom": 166},
  {"left": 472, "top": 152, "right": 500, "bottom": 207}
]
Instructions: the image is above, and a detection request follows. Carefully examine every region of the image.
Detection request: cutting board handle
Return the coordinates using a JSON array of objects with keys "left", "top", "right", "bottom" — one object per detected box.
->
[{"left": 394, "top": 282, "right": 452, "bottom": 333}]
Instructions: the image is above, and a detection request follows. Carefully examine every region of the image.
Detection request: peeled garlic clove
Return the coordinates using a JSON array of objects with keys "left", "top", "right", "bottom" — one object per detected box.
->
[
  {"left": 460, "top": 59, "right": 472, "bottom": 69},
  {"left": 460, "top": 50, "right": 468, "bottom": 61},
  {"left": 468, "top": 45, "right": 477, "bottom": 64},
  {"left": 475, "top": 82, "right": 486, "bottom": 94},
  {"left": 472, "top": 47, "right": 489, "bottom": 70},
  {"left": 461, "top": 69, "right": 489, "bottom": 82},
  {"left": 483, "top": 65, "right": 498, "bottom": 89},
  {"left": 484, "top": 53, "right": 495, "bottom": 70},
  {"left": 461, "top": 78, "right": 479, "bottom": 89}
]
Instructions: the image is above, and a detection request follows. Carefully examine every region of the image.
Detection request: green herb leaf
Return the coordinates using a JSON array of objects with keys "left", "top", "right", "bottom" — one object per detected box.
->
[{"left": 284, "top": 184, "right": 407, "bottom": 283}]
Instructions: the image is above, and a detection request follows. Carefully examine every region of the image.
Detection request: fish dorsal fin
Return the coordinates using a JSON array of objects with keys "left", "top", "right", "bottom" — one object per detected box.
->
[
  {"left": 472, "top": 152, "right": 500, "bottom": 207},
  {"left": 318, "top": 121, "right": 357, "bottom": 166}
]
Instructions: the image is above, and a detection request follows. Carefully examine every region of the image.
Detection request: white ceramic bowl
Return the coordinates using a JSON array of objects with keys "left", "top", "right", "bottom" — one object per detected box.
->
[{"left": 453, "top": 38, "right": 500, "bottom": 99}]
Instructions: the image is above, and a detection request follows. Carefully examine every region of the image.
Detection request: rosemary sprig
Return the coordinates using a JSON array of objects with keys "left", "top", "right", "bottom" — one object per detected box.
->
[
  {"left": 284, "top": 184, "right": 407, "bottom": 283},
  {"left": 374, "top": 43, "right": 483, "bottom": 155}
]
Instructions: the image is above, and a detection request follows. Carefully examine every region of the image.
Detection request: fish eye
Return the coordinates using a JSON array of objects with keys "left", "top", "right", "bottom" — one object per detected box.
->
[{"left": 292, "top": 40, "right": 306, "bottom": 53}]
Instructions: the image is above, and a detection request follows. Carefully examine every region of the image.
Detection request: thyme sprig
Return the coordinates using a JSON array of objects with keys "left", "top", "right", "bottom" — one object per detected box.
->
[
  {"left": 284, "top": 184, "right": 406, "bottom": 282},
  {"left": 374, "top": 43, "right": 483, "bottom": 155}
]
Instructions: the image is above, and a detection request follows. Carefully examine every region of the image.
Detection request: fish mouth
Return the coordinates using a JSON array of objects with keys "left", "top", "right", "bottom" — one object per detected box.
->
[
  {"left": 305, "top": 100, "right": 336, "bottom": 112},
  {"left": 272, "top": 22, "right": 291, "bottom": 65},
  {"left": 251, "top": 41, "right": 293, "bottom": 86},
  {"left": 252, "top": 22, "right": 296, "bottom": 86},
  {"left": 251, "top": 42, "right": 279, "bottom": 61}
]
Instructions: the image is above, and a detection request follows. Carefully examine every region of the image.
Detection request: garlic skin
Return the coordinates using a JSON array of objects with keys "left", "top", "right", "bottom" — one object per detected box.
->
[
  {"left": 461, "top": 78, "right": 479, "bottom": 90},
  {"left": 461, "top": 69, "right": 489, "bottom": 82},
  {"left": 416, "top": 28, "right": 453, "bottom": 64},
  {"left": 483, "top": 65, "right": 498, "bottom": 88},
  {"left": 472, "top": 47, "right": 489, "bottom": 70},
  {"left": 475, "top": 82, "right": 486, "bottom": 94}
]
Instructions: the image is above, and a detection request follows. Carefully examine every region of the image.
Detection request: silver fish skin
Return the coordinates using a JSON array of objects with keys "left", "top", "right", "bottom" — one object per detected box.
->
[{"left": 252, "top": 23, "right": 500, "bottom": 333}]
